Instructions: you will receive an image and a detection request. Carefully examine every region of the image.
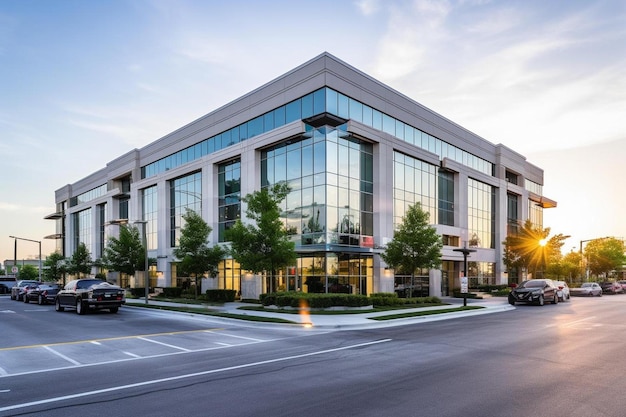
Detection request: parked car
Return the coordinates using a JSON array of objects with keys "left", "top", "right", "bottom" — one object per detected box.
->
[
  {"left": 10, "top": 280, "right": 41, "bottom": 301},
  {"left": 55, "top": 279, "right": 125, "bottom": 315},
  {"left": 599, "top": 281, "right": 623, "bottom": 294},
  {"left": 618, "top": 281, "right": 626, "bottom": 292},
  {"left": 508, "top": 279, "right": 560, "bottom": 306},
  {"left": 24, "top": 283, "right": 60, "bottom": 305},
  {"left": 570, "top": 282, "right": 602, "bottom": 296},
  {"left": 554, "top": 280, "right": 570, "bottom": 301}
]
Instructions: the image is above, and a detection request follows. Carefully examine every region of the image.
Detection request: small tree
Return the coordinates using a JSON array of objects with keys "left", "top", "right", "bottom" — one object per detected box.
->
[
  {"left": 67, "top": 242, "right": 93, "bottom": 278},
  {"left": 102, "top": 224, "right": 145, "bottom": 282},
  {"left": 381, "top": 203, "right": 442, "bottom": 297},
  {"left": 226, "top": 182, "right": 297, "bottom": 294},
  {"left": 43, "top": 252, "right": 66, "bottom": 282},
  {"left": 585, "top": 237, "right": 626, "bottom": 279},
  {"left": 173, "top": 209, "right": 225, "bottom": 297},
  {"left": 503, "top": 219, "right": 568, "bottom": 280},
  {"left": 17, "top": 264, "right": 39, "bottom": 280}
]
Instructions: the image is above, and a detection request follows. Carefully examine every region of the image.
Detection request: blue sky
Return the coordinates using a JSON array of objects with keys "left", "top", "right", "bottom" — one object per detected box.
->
[{"left": 1, "top": 0, "right": 625, "bottom": 263}]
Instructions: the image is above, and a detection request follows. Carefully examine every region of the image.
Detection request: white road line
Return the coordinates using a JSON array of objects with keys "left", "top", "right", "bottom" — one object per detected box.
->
[
  {"left": 138, "top": 337, "right": 191, "bottom": 352},
  {"left": 123, "top": 351, "right": 141, "bottom": 358},
  {"left": 0, "top": 367, "right": 7, "bottom": 376},
  {"left": 0, "top": 339, "right": 392, "bottom": 413},
  {"left": 214, "top": 342, "right": 232, "bottom": 347},
  {"left": 43, "top": 346, "right": 81, "bottom": 366},
  {"left": 203, "top": 330, "right": 265, "bottom": 342}
]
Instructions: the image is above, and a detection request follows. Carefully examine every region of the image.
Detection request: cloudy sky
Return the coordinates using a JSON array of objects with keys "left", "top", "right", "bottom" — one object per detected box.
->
[{"left": 1, "top": 0, "right": 624, "bottom": 263}]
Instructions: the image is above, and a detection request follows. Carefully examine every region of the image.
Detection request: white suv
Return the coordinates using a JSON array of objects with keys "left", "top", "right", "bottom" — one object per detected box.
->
[{"left": 554, "top": 280, "right": 570, "bottom": 301}]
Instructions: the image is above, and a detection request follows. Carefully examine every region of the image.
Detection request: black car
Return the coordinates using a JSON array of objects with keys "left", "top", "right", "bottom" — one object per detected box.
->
[
  {"left": 55, "top": 279, "right": 125, "bottom": 314},
  {"left": 24, "top": 283, "right": 60, "bottom": 305},
  {"left": 508, "top": 279, "right": 559, "bottom": 306},
  {"left": 10, "top": 280, "right": 41, "bottom": 301}
]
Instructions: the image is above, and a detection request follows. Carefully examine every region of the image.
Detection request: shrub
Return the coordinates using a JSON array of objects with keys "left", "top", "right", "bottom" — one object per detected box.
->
[
  {"left": 129, "top": 288, "right": 148, "bottom": 298},
  {"left": 261, "top": 292, "right": 371, "bottom": 308},
  {"left": 205, "top": 289, "right": 237, "bottom": 302},
  {"left": 160, "top": 287, "right": 184, "bottom": 298}
]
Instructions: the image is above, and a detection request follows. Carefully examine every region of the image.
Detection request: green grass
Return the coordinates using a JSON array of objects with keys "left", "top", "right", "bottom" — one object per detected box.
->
[{"left": 370, "top": 305, "right": 484, "bottom": 321}]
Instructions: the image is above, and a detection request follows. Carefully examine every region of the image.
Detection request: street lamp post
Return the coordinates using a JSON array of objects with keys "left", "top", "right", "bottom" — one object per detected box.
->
[
  {"left": 453, "top": 244, "right": 477, "bottom": 307},
  {"left": 9, "top": 235, "right": 42, "bottom": 281}
]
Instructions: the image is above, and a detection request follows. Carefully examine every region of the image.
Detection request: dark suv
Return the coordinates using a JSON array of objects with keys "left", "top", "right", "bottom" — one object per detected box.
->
[
  {"left": 509, "top": 279, "right": 559, "bottom": 306},
  {"left": 55, "top": 279, "right": 125, "bottom": 314}
]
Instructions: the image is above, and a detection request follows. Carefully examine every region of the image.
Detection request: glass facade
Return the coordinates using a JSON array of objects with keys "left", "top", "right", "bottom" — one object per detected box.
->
[
  {"left": 218, "top": 159, "right": 241, "bottom": 242},
  {"left": 169, "top": 172, "right": 202, "bottom": 247},
  {"left": 142, "top": 88, "right": 494, "bottom": 180},
  {"left": 393, "top": 151, "right": 437, "bottom": 228},
  {"left": 70, "top": 184, "right": 107, "bottom": 207},
  {"left": 438, "top": 170, "right": 454, "bottom": 226},
  {"left": 72, "top": 208, "right": 92, "bottom": 254},
  {"left": 528, "top": 200, "right": 543, "bottom": 228},
  {"left": 142, "top": 185, "right": 158, "bottom": 250},
  {"left": 467, "top": 178, "right": 495, "bottom": 249},
  {"left": 261, "top": 125, "right": 373, "bottom": 248},
  {"left": 97, "top": 203, "right": 106, "bottom": 259}
]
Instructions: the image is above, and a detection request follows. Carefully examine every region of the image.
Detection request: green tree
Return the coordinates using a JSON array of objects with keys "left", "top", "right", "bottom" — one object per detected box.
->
[
  {"left": 102, "top": 224, "right": 145, "bottom": 278},
  {"left": 173, "top": 209, "right": 225, "bottom": 297},
  {"left": 503, "top": 220, "right": 568, "bottom": 279},
  {"left": 43, "top": 252, "right": 66, "bottom": 282},
  {"left": 17, "top": 264, "right": 39, "bottom": 280},
  {"left": 226, "top": 183, "right": 297, "bottom": 294},
  {"left": 381, "top": 203, "right": 442, "bottom": 297},
  {"left": 584, "top": 237, "right": 626, "bottom": 279},
  {"left": 67, "top": 242, "right": 93, "bottom": 278}
]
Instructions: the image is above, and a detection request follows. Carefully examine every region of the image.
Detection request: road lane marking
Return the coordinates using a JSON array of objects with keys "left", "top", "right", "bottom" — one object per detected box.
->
[
  {"left": 123, "top": 351, "right": 141, "bottom": 358},
  {"left": 43, "top": 346, "right": 81, "bottom": 366},
  {"left": 0, "top": 339, "right": 392, "bottom": 413},
  {"left": 138, "top": 337, "right": 191, "bottom": 352},
  {"left": 0, "top": 328, "right": 225, "bottom": 352},
  {"left": 203, "top": 330, "right": 265, "bottom": 342}
]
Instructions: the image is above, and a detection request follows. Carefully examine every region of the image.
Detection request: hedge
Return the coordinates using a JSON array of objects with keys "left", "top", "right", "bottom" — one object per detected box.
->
[
  {"left": 260, "top": 291, "right": 441, "bottom": 309},
  {"left": 205, "top": 289, "right": 237, "bottom": 302}
]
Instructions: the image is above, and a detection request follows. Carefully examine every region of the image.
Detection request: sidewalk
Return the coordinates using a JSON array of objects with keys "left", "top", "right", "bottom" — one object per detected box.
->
[{"left": 125, "top": 296, "right": 514, "bottom": 330}]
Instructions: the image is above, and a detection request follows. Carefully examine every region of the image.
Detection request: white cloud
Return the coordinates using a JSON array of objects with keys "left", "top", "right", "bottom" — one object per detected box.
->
[{"left": 354, "top": 0, "right": 381, "bottom": 16}]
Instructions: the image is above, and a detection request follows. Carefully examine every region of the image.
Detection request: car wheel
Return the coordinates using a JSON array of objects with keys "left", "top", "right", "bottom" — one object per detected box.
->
[
  {"left": 109, "top": 307, "right": 119, "bottom": 314},
  {"left": 10, "top": 293, "right": 15, "bottom": 300},
  {"left": 76, "top": 299, "right": 87, "bottom": 315},
  {"left": 55, "top": 298, "right": 64, "bottom": 312},
  {"left": 508, "top": 298, "right": 515, "bottom": 306},
  {"left": 552, "top": 294, "right": 558, "bottom": 304},
  {"left": 537, "top": 295, "right": 544, "bottom": 306},
  {"left": 23, "top": 294, "right": 29, "bottom": 303},
  {"left": 38, "top": 295, "right": 44, "bottom": 305}
]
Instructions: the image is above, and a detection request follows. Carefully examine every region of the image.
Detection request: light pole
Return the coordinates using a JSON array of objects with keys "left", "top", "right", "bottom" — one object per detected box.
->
[
  {"left": 453, "top": 244, "right": 476, "bottom": 307},
  {"left": 579, "top": 237, "right": 610, "bottom": 281},
  {"left": 9, "top": 235, "right": 42, "bottom": 281},
  {"left": 107, "top": 219, "right": 149, "bottom": 304}
]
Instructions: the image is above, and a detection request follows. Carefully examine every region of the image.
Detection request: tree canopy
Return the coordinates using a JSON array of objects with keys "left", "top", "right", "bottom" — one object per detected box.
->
[
  {"left": 67, "top": 242, "right": 93, "bottom": 278},
  {"left": 381, "top": 203, "right": 442, "bottom": 295},
  {"left": 226, "top": 182, "right": 296, "bottom": 293},
  {"left": 43, "top": 252, "right": 66, "bottom": 282},
  {"left": 173, "top": 209, "right": 225, "bottom": 295},
  {"left": 102, "top": 224, "right": 145, "bottom": 276},
  {"left": 584, "top": 237, "right": 626, "bottom": 278},
  {"left": 503, "top": 219, "right": 568, "bottom": 278}
]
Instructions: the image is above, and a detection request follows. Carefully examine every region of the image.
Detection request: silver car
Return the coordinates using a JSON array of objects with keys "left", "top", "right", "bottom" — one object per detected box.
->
[{"left": 572, "top": 282, "right": 602, "bottom": 297}]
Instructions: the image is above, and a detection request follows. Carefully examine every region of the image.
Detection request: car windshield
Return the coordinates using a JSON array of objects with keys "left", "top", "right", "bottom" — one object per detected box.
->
[
  {"left": 581, "top": 283, "right": 594, "bottom": 288},
  {"left": 520, "top": 280, "right": 545, "bottom": 288},
  {"left": 76, "top": 279, "right": 107, "bottom": 289}
]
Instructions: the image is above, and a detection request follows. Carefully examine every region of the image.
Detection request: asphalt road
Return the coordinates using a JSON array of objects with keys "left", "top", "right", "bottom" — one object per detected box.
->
[{"left": 2, "top": 294, "right": 626, "bottom": 417}]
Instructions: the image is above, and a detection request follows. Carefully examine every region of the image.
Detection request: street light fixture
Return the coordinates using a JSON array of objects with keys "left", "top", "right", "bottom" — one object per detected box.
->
[
  {"left": 108, "top": 219, "right": 149, "bottom": 304},
  {"left": 9, "top": 235, "right": 42, "bottom": 281},
  {"left": 453, "top": 243, "right": 477, "bottom": 307}
]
